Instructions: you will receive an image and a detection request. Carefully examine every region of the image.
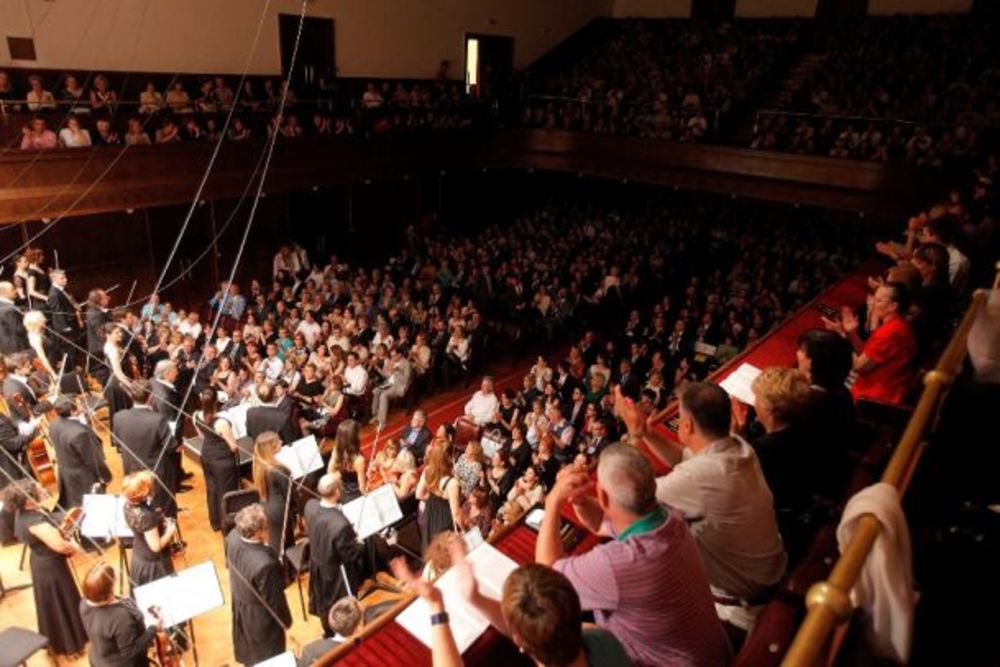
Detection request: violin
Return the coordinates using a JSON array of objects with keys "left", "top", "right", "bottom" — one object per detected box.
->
[
  {"left": 59, "top": 506, "right": 85, "bottom": 542},
  {"left": 148, "top": 605, "right": 182, "bottom": 667}
]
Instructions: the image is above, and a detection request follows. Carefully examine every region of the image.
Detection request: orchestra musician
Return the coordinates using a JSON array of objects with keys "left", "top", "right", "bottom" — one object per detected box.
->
[
  {"left": 252, "top": 431, "right": 294, "bottom": 553},
  {"left": 3, "top": 353, "right": 39, "bottom": 419},
  {"left": 304, "top": 472, "right": 365, "bottom": 637},
  {"left": 246, "top": 382, "right": 296, "bottom": 444},
  {"left": 0, "top": 409, "right": 34, "bottom": 544},
  {"left": 49, "top": 397, "right": 112, "bottom": 508},
  {"left": 150, "top": 359, "right": 193, "bottom": 489},
  {"left": 121, "top": 471, "right": 177, "bottom": 587},
  {"left": 104, "top": 323, "right": 135, "bottom": 422},
  {"left": 23, "top": 309, "right": 57, "bottom": 380},
  {"left": 193, "top": 388, "right": 240, "bottom": 532},
  {"left": 0, "top": 281, "right": 30, "bottom": 355},
  {"left": 45, "top": 268, "right": 81, "bottom": 371},
  {"left": 1, "top": 478, "right": 88, "bottom": 658},
  {"left": 86, "top": 288, "right": 112, "bottom": 381},
  {"left": 224, "top": 503, "right": 293, "bottom": 666},
  {"left": 79, "top": 561, "right": 158, "bottom": 667},
  {"left": 113, "top": 380, "right": 177, "bottom": 516}
]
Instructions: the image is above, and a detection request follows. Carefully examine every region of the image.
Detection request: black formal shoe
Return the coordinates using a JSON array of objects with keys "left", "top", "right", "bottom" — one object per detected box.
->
[{"left": 177, "top": 484, "right": 194, "bottom": 493}]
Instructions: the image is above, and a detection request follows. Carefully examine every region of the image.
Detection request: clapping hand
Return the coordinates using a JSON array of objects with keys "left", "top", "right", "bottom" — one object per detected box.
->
[{"left": 390, "top": 556, "right": 444, "bottom": 607}]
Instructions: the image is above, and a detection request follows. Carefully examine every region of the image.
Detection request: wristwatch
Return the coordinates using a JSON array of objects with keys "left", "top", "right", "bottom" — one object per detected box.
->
[{"left": 430, "top": 611, "right": 450, "bottom": 626}]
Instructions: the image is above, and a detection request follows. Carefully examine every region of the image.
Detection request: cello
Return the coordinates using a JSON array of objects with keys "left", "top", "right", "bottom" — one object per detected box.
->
[{"left": 9, "top": 394, "right": 59, "bottom": 499}]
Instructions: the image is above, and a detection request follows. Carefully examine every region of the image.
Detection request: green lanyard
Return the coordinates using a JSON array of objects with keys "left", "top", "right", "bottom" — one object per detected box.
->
[{"left": 617, "top": 506, "right": 666, "bottom": 542}]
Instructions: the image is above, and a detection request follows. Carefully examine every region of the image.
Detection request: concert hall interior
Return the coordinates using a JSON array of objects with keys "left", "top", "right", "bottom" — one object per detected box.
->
[{"left": 1, "top": 1, "right": 999, "bottom": 666}]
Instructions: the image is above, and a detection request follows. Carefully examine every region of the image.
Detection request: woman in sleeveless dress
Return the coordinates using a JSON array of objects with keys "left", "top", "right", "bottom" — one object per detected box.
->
[
  {"left": 25, "top": 247, "right": 49, "bottom": 309},
  {"left": 416, "top": 445, "right": 462, "bottom": 552},
  {"left": 194, "top": 389, "right": 240, "bottom": 531},
  {"left": 121, "top": 471, "right": 177, "bottom": 587},
  {"left": 103, "top": 323, "right": 134, "bottom": 422},
  {"left": 327, "top": 419, "right": 366, "bottom": 503},
  {"left": 253, "top": 431, "right": 294, "bottom": 554},
  {"left": 12, "top": 254, "right": 31, "bottom": 308},
  {"left": 3, "top": 479, "right": 88, "bottom": 657}
]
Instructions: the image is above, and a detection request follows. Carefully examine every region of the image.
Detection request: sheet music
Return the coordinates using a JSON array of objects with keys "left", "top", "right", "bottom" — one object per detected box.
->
[
  {"left": 220, "top": 404, "right": 250, "bottom": 439},
  {"left": 133, "top": 561, "right": 225, "bottom": 627},
  {"left": 524, "top": 507, "right": 545, "bottom": 531},
  {"left": 340, "top": 484, "right": 403, "bottom": 539},
  {"left": 81, "top": 494, "right": 133, "bottom": 539},
  {"left": 274, "top": 435, "right": 323, "bottom": 480},
  {"left": 396, "top": 542, "right": 518, "bottom": 653},
  {"left": 254, "top": 651, "right": 296, "bottom": 667},
  {"left": 718, "top": 362, "right": 762, "bottom": 406}
]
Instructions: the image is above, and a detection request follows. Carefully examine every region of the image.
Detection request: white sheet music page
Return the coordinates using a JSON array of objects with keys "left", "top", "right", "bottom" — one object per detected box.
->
[
  {"left": 134, "top": 561, "right": 225, "bottom": 627},
  {"left": 274, "top": 435, "right": 323, "bottom": 479},
  {"left": 718, "top": 362, "right": 762, "bottom": 406},
  {"left": 396, "top": 542, "right": 518, "bottom": 653},
  {"left": 340, "top": 483, "right": 403, "bottom": 539},
  {"left": 253, "top": 651, "right": 296, "bottom": 666},
  {"left": 81, "top": 494, "right": 133, "bottom": 539}
]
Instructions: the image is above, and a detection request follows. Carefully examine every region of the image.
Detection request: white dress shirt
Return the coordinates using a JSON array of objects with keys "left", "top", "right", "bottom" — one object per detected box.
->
[
  {"left": 464, "top": 391, "right": 498, "bottom": 426},
  {"left": 344, "top": 365, "right": 368, "bottom": 395}
]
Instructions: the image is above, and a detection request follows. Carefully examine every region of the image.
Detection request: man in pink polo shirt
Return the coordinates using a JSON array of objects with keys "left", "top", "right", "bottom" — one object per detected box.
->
[{"left": 536, "top": 445, "right": 731, "bottom": 667}]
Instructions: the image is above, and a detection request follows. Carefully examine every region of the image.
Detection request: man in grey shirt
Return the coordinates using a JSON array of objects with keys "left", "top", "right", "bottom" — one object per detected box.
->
[{"left": 618, "top": 383, "right": 787, "bottom": 634}]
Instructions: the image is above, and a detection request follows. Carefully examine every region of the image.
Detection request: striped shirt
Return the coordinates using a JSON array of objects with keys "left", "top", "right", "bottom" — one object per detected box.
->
[{"left": 554, "top": 505, "right": 731, "bottom": 667}]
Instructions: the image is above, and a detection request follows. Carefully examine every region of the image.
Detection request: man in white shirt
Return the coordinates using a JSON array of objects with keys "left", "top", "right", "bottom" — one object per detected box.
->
[
  {"left": 261, "top": 344, "right": 284, "bottom": 382},
  {"left": 327, "top": 325, "right": 350, "bottom": 353},
  {"left": 618, "top": 383, "right": 787, "bottom": 636},
  {"left": 178, "top": 311, "right": 203, "bottom": 342},
  {"left": 463, "top": 376, "right": 499, "bottom": 426},
  {"left": 343, "top": 352, "right": 368, "bottom": 396},
  {"left": 295, "top": 310, "right": 321, "bottom": 348}
]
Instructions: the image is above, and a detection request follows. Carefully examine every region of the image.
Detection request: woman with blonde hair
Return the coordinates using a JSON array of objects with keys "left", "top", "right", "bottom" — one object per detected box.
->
[
  {"left": 327, "top": 419, "right": 366, "bottom": 502},
  {"left": 23, "top": 309, "right": 56, "bottom": 378},
  {"left": 416, "top": 444, "right": 461, "bottom": 551},
  {"left": 194, "top": 389, "right": 240, "bottom": 531},
  {"left": 253, "top": 431, "right": 293, "bottom": 553},
  {"left": 121, "top": 471, "right": 177, "bottom": 586}
]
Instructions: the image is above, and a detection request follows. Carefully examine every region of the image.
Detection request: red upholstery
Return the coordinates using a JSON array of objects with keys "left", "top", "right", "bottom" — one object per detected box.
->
[{"left": 453, "top": 416, "right": 481, "bottom": 449}]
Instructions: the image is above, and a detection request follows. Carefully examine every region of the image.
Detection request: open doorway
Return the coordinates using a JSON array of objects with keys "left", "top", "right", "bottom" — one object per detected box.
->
[
  {"left": 279, "top": 15, "right": 335, "bottom": 98},
  {"left": 465, "top": 33, "right": 514, "bottom": 119}
]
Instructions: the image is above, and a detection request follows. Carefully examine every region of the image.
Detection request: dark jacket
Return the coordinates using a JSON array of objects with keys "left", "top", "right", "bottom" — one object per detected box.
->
[
  {"left": 246, "top": 405, "right": 295, "bottom": 444},
  {"left": 224, "top": 530, "right": 292, "bottom": 666},
  {"left": 0, "top": 299, "right": 28, "bottom": 355},
  {"left": 48, "top": 416, "right": 111, "bottom": 508}
]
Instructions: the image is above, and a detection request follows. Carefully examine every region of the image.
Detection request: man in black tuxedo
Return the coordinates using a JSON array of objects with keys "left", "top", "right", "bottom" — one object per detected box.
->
[
  {"left": 246, "top": 383, "right": 295, "bottom": 443},
  {"left": 0, "top": 282, "right": 28, "bottom": 355},
  {"left": 85, "top": 288, "right": 111, "bottom": 381},
  {"left": 45, "top": 270, "right": 79, "bottom": 370},
  {"left": 3, "top": 354, "right": 38, "bottom": 421},
  {"left": 151, "top": 359, "right": 191, "bottom": 485},
  {"left": 224, "top": 328, "right": 247, "bottom": 367},
  {"left": 48, "top": 398, "right": 111, "bottom": 508},
  {"left": 615, "top": 357, "right": 642, "bottom": 400},
  {"left": 225, "top": 504, "right": 292, "bottom": 666},
  {"left": 565, "top": 385, "right": 587, "bottom": 432},
  {"left": 398, "top": 409, "right": 431, "bottom": 463},
  {"left": 112, "top": 380, "right": 177, "bottom": 516},
  {"left": 304, "top": 473, "right": 365, "bottom": 637}
]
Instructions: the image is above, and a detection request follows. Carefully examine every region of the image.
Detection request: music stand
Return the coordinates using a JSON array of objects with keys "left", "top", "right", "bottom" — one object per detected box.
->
[
  {"left": 81, "top": 494, "right": 134, "bottom": 595},
  {"left": 341, "top": 485, "right": 405, "bottom": 599},
  {"left": 133, "top": 561, "right": 225, "bottom": 667}
]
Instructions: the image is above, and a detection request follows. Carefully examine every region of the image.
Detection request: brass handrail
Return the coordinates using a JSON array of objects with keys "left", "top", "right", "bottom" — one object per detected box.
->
[{"left": 782, "top": 277, "right": 995, "bottom": 667}]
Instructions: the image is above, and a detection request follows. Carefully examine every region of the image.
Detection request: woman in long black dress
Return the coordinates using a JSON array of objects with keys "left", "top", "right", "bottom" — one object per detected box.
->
[
  {"left": 193, "top": 389, "right": 240, "bottom": 531},
  {"left": 121, "top": 471, "right": 177, "bottom": 587},
  {"left": 104, "top": 324, "right": 134, "bottom": 423},
  {"left": 2, "top": 478, "right": 88, "bottom": 658},
  {"left": 253, "top": 431, "right": 294, "bottom": 554},
  {"left": 79, "top": 561, "right": 157, "bottom": 667},
  {"left": 415, "top": 445, "right": 462, "bottom": 552},
  {"left": 326, "top": 419, "right": 366, "bottom": 503}
]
